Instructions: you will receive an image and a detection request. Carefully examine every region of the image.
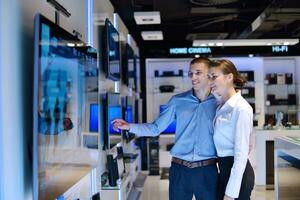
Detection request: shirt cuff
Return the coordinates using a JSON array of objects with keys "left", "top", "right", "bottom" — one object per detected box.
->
[
  {"left": 128, "top": 123, "right": 140, "bottom": 136},
  {"left": 225, "top": 175, "right": 242, "bottom": 198}
]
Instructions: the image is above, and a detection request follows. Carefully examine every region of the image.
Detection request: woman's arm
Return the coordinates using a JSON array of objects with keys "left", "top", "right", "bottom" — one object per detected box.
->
[{"left": 225, "top": 109, "right": 253, "bottom": 198}]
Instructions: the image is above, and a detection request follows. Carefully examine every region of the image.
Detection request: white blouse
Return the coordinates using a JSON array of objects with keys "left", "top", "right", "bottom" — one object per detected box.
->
[{"left": 213, "top": 91, "right": 253, "bottom": 198}]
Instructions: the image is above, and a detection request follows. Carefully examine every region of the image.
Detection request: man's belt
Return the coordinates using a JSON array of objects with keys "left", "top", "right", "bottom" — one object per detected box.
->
[{"left": 172, "top": 157, "right": 217, "bottom": 168}]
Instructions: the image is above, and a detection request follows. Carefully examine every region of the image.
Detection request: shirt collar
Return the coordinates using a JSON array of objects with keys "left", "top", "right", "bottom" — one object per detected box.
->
[
  {"left": 217, "top": 91, "right": 241, "bottom": 112},
  {"left": 191, "top": 89, "right": 215, "bottom": 102}
]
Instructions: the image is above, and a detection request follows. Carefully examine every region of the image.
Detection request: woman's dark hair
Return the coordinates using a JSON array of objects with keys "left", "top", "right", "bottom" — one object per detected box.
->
[
  {"left": 190, "top": 57, "right": 210, "bottom": 67},
  {"left": 209, "top": 59, "right": 246, "bottom": 87}
]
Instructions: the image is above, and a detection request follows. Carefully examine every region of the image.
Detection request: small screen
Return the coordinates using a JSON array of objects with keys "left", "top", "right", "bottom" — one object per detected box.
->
[
  {"left": 125, "top": 105, "right": 133, "bottom": 123},
  {"left": 108, "top": 106, "right": 122, "bottom": 134},
  {"left": 89, "top": 104, "right": 98, "bottom": 132},
  {"left": 159, "top": 105, "right": 176, "bottom": 133}
]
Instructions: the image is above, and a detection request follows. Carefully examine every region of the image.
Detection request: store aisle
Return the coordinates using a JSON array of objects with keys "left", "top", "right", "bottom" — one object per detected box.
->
[{"left": 139, "top": 175, "right": 275, "bottom": 200}]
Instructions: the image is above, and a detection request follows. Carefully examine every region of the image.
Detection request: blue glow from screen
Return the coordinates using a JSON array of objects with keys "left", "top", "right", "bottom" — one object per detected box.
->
[
  {"left": 109, "top": 106, "right": 122, "bottom": 134},
  {"left": 89, "top": 104, "right": 98, "bottom": 132},
  {"left": 125, "top": 105, "right": 133, "bottom": 123}
]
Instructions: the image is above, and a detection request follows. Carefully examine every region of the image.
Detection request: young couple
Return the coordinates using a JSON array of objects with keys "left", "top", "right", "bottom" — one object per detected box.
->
[{"left": 113, "top": 57, "right": 254, "bottom": 200}]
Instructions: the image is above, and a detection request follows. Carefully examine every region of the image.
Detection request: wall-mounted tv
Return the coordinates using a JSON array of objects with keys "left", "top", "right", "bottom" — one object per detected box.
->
[
  {"left": 128, "top": 46, "right": 136, "bottom": 90},
  {"left": 159, "top": 105, "right": 176, "bottom": 134},
  {"left": 89, "top": 104, "right": 98, "bottom": 132},
  {"left": 102, "top": 19, "right": 121, "bottom": 81},
  {"left": 102, "top": 92, "right": 122, "bottom": 150},
  {"left": 33, "top": 14, "right": 97, "bottom": 200},
  {"left": 121, "top": 44, "right": 136, "bottom": 87}
]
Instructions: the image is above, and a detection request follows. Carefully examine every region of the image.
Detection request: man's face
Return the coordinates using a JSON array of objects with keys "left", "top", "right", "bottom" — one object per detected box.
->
[{"left": 188, "top": 62, "right": 209, "bottom": 91}]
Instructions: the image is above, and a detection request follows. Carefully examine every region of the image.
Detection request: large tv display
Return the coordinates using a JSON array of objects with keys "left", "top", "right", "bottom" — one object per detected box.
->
[
  {"left": 159, "top": 105, "right": 176, "bottom": 134},
  {"left": 33, "top": 14, "right": 97, "bottom": 200},
  {"left": 102, "top": 19, "right": 120, "bottom": 81}
]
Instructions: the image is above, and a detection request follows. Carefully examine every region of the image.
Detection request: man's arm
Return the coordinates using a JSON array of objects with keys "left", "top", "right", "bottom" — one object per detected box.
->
[{"left": 112, "top": 97, "right": 176, "bottom": 137}]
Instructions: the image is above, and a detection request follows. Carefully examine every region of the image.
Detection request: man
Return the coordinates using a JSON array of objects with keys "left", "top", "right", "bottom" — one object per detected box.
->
[{"left": 113, "top": 57, "right": 218, "bottom": 200}]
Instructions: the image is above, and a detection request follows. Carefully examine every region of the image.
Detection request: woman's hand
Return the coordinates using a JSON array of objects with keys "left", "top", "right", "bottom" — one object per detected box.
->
[
  {"left": 112, "top": 119, "right": 130, "bottom": 131},
  {"left": 223, "top": 195, "right": 234, "bottom": 200}
]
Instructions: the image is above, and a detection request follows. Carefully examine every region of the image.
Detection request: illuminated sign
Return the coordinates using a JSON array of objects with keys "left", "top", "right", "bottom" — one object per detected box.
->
[
  {"left": 272, "top": 45, "right": 288, "bottom": 53},
  {"left": 170, "top": 47, "right": 212, "bottom": 55}
]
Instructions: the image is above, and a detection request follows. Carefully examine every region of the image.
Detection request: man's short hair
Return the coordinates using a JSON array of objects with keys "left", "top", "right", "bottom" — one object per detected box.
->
[{"left": 190, "top": 57, "right": 210, "bottom": 67}]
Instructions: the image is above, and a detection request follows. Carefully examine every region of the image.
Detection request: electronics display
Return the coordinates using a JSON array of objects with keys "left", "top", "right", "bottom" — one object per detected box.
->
[
  {"left": 108, "top": 106, "right": 122, "bottom": 134},
  {"left": 33, "top": 14, "right": 97, "bottom": 200},
  {"left": 102, "top": 93, "right": 121, "bottom": 150},
  {"left": 89, "top": 104, "right": 98, "bottom": 132},
  {"left": 123, "top": 96, "right": 136, "bottom": 142},
  {"left": 159, "top": 105, "right": 176, "bottom": 133},
  {"left": 102, "top": 19, "right": 120, "bottom": 81},
  {"left": 128, "top": 44, "right": 136, "bottom": 89},
  {"left": 239, "top": 71, "right": 254, "bottom": 82}
]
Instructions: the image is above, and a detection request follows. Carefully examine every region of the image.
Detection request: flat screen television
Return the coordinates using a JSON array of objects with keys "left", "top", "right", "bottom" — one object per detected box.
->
[
  {"left": 33, "top": 14, "right": 97, "bottom": 200},
  {"left": 125, "top": 96, "right": 135, "bottom": 123},
  {"left": 159, "top": 105, "right": 176, "bottom": 134},
  {"left": 102, "top": 19, "right": 120, "bottom": 81},
  {"left": 89, "top": 104, "right": 98, "bottom": 132},
  {"left": 102, "top": 93, "right": 122, "bottom": 150},
  {"left": 121, "top": 44, "right": 135, "bottom": 87},
  {"left": 128, "top": 46, "right": 136, "bottom": 90}
]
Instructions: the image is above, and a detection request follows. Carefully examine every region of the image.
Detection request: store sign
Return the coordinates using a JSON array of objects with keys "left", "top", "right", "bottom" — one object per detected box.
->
[
  {"left": 170, "top": 47, "right": 212, "bottom": 55},
  {"left": 272, "top": 45, "right": 288, "bottom": 53}
]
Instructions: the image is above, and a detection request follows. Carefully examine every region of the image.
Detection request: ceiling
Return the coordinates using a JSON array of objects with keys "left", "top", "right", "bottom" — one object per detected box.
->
[{"left": 110, "top": 0, "right": 300, "bottom": 57}]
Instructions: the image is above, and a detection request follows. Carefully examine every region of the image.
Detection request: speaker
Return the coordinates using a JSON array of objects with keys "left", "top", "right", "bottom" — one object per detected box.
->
[
  {"left": 285, "top": 73, "right": 293, "bottom": 84},
  {"left": 178, "top": 69, "right": 183, "bottom": 76},
  {"left": 91, "top": 193, "right": 101, "bottom": 200},
  {"left": 107, "top": 154, "right": 119, "bottom": 186},
  {"left": 159, "top": 85, "right": 175, "bottom": 93}
]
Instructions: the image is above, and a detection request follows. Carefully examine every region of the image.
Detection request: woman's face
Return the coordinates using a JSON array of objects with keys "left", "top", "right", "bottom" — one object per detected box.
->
[{"left": 208, "top": 67, "right": 232, "bottom": 98}]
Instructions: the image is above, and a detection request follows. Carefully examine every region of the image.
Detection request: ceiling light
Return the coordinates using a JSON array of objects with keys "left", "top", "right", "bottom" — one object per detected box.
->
[
  {"left": 216, "top": 42, "right": 223, "bottom": 46},
  {"left": 193, "top": 39, "right": 299, "bottom": 46},
  {"left": 141, "top": 31, "right": 163, "bottom": 40},
  {"left": 134, "top": 11, "right": 161, "bottom": 25}
]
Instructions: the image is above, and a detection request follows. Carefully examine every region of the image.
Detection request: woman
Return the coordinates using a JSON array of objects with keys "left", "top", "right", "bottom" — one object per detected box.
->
[{"left": 208, "top": 59, "right": 254, "bottom": 200}]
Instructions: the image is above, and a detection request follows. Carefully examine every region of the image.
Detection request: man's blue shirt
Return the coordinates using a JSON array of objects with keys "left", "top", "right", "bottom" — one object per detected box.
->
[{"left": 129, "top": 89, "right": 217, "bottom": 161}]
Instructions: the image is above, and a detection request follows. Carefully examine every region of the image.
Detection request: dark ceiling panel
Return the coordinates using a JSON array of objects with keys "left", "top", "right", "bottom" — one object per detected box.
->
[{"left": 110, "top": 0, "right": 300, "bottom": 57}]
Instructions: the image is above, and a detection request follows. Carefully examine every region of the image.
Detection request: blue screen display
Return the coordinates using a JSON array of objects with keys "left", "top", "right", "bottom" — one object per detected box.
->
[
  {"left": 159, "top": 105, "right": 176, "bottom": 133},
  {"left": 108, "top": 106, "right": 122, "bottom": 134},
  {"left": 89, "top": 104, "right": 98, "bottom": 132},
  {"left": 125, "top": 105, "right": 133, "bottom": 123}
]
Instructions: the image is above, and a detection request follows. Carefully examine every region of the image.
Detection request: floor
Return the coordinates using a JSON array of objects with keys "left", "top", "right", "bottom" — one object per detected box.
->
[{"left": 139, "top": 175, "right": 275, "bottom": 200}]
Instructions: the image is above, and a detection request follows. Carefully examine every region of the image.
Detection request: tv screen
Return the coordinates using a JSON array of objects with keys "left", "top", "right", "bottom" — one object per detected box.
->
[
  {"left": 126, "top": 96, "right": 135, "bottom": 123},
  {"left": 103, "top": 19, "right": 120, "bottom": 81},
  {"left": 159, "top": 105, "right": 176, "bottom": 133},
  {"left": 125, "top": 105, "right": 133, "bottom": 123},
  {"left": 33, "top": 14, "right": 97, "bottom": 200},
  {"left": 89, "top": 104, "right": 98, "bottom": 132},
  {"left": 102, "top": 92, "right": 121, "bottom": 150},
  {"left": 128, "top": 45, "right": 136, "bottom": 90},
  {"left": 108, "top": 106, "right": 122, "bottom": 134}
]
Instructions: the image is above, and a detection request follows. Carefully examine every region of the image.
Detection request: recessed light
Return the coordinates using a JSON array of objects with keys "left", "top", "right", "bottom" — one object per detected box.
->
[
  {"left": 134, "top": 11, "right": 161, "bottom": 25},
  {"left": 141, "top": 31, "right": 163, "bottom": 40}
]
